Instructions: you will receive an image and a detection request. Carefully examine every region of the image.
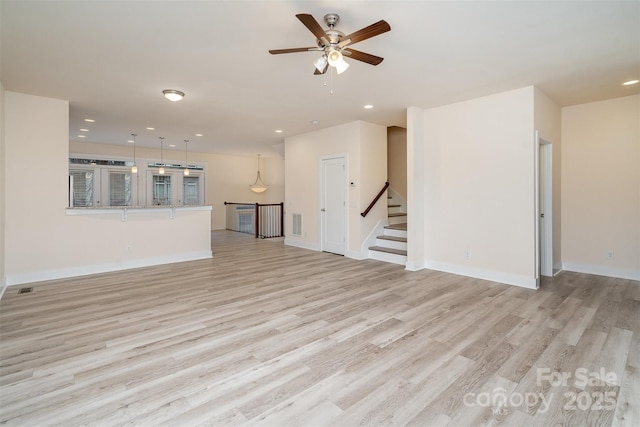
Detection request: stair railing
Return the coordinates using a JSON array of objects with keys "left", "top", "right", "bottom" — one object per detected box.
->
[
  {"left": 224, "top": 201, "right": 284, "bottom": 238},
  {"left": 361, "top": 181, "right": 389, "bottom": 217}
]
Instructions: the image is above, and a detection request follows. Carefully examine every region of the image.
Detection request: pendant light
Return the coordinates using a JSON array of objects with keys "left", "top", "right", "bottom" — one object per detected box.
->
[
  {"left": 183, "top": 140, "right": 190, "bottom": 176},
  {"left": 158, "top": 136, "right": 165, "bottom": 174},
  {"left": 250, "top": 154, "right": 268, "bottom": 193},
  {"left": 131, "top": 133, "right": 138, "bottom": 173}
]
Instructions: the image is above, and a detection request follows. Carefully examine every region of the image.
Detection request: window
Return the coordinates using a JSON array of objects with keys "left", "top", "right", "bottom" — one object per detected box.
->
[
  {"left": 70, "top": 170, "right": 94, "bottom": 207},
  {"left": 109, "top": 172, "right": 132, "bottom": 206},
  {"left": 69, "top": 156, "right": 205, "bottom": 207},
  {"left": 183, "top": 176, "right": 200, "bottom": 205},
  {"left": 152, "top": 175, "right": 172, "bottom": 206}
]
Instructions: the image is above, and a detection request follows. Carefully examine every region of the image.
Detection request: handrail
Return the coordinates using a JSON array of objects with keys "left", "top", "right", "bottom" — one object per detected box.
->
[
  {"left": 224, "top": 201, "right": 284, "bottom": 239},
  {"left": 361, "top": 181, "right": 389, "bottom": 217},
  {"left": 224, "top": 202, "right": 282, "bottom": 207}
]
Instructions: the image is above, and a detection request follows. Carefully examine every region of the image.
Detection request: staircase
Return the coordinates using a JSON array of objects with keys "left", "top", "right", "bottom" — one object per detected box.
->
[{"left": 368, "top": 195, "right": 407, "bottom": 265}]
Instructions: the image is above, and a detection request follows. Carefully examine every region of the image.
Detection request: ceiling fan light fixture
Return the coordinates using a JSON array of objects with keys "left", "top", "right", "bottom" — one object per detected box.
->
[
  {"left": 335, "top": 59, "right": 350, "bottom": 74},
  {"left": 326, "top": 49, "right": 343, "bottom": 66},
  {"left": 162, "top": 89, "right": 185, "bottom": 102},
  {"left": 313, "top": 55, "right": 328, "bottom": 72}
]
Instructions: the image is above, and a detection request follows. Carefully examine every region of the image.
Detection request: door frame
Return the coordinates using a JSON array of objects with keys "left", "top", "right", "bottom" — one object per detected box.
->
[
  {"left": 534, "top": 131, "right": 553, "bottom": 282},
  {"left": 319, "top": 154, "right": 348, "bottom": 255}
]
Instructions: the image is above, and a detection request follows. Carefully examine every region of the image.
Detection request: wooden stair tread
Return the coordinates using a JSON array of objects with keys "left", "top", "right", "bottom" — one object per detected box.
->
[
  {"left": 376, "top": 235, "right": 407, "bottom": 242},
  {"left": 388, "top": 212, "right": 407, "bottom": 217},
  {"left": 387, "top": 204, "right": 401, "bottom": 208},
  {"left": 385, "top": 223, "right": 407, "bottom": 230},
  {"left": 368, "top": 246, "right": 407, "bottom": 256}
]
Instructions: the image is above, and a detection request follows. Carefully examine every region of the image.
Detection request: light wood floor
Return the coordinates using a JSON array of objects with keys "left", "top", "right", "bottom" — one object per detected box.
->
[{"left": 1, "top": 230, "right": 638, "bottom": 426}]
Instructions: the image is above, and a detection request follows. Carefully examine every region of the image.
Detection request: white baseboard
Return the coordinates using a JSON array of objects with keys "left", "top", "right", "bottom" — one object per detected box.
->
[
  {"left": 405, "top": 260, "right": 426, "bottom": 271},
  {"left": 0, "top": 276, "right": 7, "bottom": 300},
  {"left": 424, "top": 260, "right": 538, "bottom": 289},
  {"left": 4, "top": 251, "right": 213, "bottom": 288},
  {"left": 561, "top": 262, "right": 640, "bottom": 282},
  {"left": 284, "top": 239, "right": 320, "bottom": 252},
  {"left": 346, "top": 250, "right": 367, "bottom": 260}
]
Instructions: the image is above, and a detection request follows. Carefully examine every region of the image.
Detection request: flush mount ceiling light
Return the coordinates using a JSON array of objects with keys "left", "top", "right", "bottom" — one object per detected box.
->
[
  {"left": 162, "top": 89, "right": 185, "bottom": 102},
  {"left": 250, "top": 154, "right": 268, "bottom": 193}
]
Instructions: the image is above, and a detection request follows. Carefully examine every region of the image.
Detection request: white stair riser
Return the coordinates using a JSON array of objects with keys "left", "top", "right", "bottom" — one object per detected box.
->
[
  {"left": 369, "top": 250, "right": 407, "bottom": 265},
  {"left": 388, "top": 216, "right": 407, "bottom": 225},
  {"left": 387, "top": 206, "right": 404, "bottom": 215},
  {"left": 384, "top": 228, "right": 407, "bottom": 238},
  {"left": 376, "top": 238, "right": 407, "bottom": 251}
]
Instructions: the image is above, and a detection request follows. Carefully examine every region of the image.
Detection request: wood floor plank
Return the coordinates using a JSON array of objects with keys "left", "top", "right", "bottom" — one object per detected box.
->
[{"left": 1, "top": 230, "right": 638, "bottom": 426}]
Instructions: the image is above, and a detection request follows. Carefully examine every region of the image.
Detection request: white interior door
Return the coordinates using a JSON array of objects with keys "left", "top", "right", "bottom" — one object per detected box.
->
[
  {"left": 321, "top": 156, "right": 346, "bottom": 255},
  {"left": 538, "top": 139, "right": 553, "bottom": 277}
]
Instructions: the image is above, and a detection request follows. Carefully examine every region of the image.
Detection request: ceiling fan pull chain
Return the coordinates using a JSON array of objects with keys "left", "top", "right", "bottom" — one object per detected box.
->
[{"left": 330, "top": 66, "right": 334, "bottom": 95}]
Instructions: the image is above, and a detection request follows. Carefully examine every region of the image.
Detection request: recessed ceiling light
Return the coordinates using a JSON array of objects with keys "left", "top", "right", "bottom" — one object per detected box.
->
[
  {"left": 311, "top": 120, "right": 319, "bottom": 125},
  {"left": 128, "top": 139, "right": 134, "bottom": 143},
  {"left": 79, "top": 128, "right": 89, "bottom": 132},
  {"left": 169, "top": 144, "right": 176, "bottom": 147},
  {"left": 195, "top": 133, "right": 203, "bottom": 137},
  {"left": 146, "top": 127, "right": 155, "bottom": 130},
  {"left": 163, "top": 89, "right": 185, "bottom": 102},
  {"left": 623, "top": 79, "right": 639, "bottom": 86},
  {"left": 84, "top": 118, "right": 95, "bottom": 122},
  {"left": 364, "top": 104, "right": 374, "bottom": 109},
  {"left": 77, "top": 135, "right": 86, "bottom": 138},
  {"left": 275, "top": 129, "right": 283, "bottom": 133}
]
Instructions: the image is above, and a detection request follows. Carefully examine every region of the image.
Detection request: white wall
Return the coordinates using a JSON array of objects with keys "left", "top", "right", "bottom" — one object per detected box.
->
[
  {"left": 69, "top": 141, "right": 285, "bottom": 230},
  {"left": 388, "top": 126, "right": 407, "bottom": 199},
  {"left": 416, "top": 87, "right": 538, "bottom": 288},
  {"left": 561, "top": 95, "right": 640, "bottom": 280},
  {"left": 3, "top": 92, "right": 212, "bottom": 288},
  {"left": 284, "top": 121, "right": 387, "bottom": 258}
]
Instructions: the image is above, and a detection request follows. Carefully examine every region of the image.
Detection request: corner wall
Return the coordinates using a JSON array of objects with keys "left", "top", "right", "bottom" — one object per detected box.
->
[
  {"left": 417, "top": 87, "right": 538, "bottom": 288},
  {"left": 533, "top": 87, "right": 562, "bottom": 274},
  {"left": 561, "top": 95, "right": 640, "bottom": 280}
]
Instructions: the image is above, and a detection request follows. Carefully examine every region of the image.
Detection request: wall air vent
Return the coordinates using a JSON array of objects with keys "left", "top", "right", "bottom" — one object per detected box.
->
[{"left": 292, "top": 213, "right": 302, "bottom": 236}]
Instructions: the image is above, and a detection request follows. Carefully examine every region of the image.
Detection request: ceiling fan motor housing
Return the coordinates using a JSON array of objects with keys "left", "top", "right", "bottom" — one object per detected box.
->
[{"left": 324, "top": 13, "right": 340, "bottom": 28}]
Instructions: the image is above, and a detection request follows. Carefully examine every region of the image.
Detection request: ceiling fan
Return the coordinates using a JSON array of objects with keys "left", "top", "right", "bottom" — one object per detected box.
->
[{"left": 269, "top": 13, "right": 391, "bottom": 75}]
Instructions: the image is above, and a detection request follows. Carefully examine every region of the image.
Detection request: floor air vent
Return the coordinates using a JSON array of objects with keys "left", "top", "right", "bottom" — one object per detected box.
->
[{"left": 18, "top": 287, "right": 33, "bottom": 294}]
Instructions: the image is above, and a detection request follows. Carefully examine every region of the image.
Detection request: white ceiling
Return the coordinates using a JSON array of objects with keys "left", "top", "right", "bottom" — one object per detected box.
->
[{"left": 2, "top": 0, "right": 639, "bottom": 157}]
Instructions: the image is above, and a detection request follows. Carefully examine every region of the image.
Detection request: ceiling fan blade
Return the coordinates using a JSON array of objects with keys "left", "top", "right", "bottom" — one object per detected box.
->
[
  {"left": 269, "top": 47, "right": 317, "bottom": 54},
  {"left": 313, "top": 63, "right": 329, "bottom": 75},
  {"left": 342, "top": 20, "right": 391, "bottom": 45},
  {"left": 343, "top": 48, "right": 384, "bottom": 66},
  {"left": 296, "top": 13, "right": 330, "bottom": 45}
]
